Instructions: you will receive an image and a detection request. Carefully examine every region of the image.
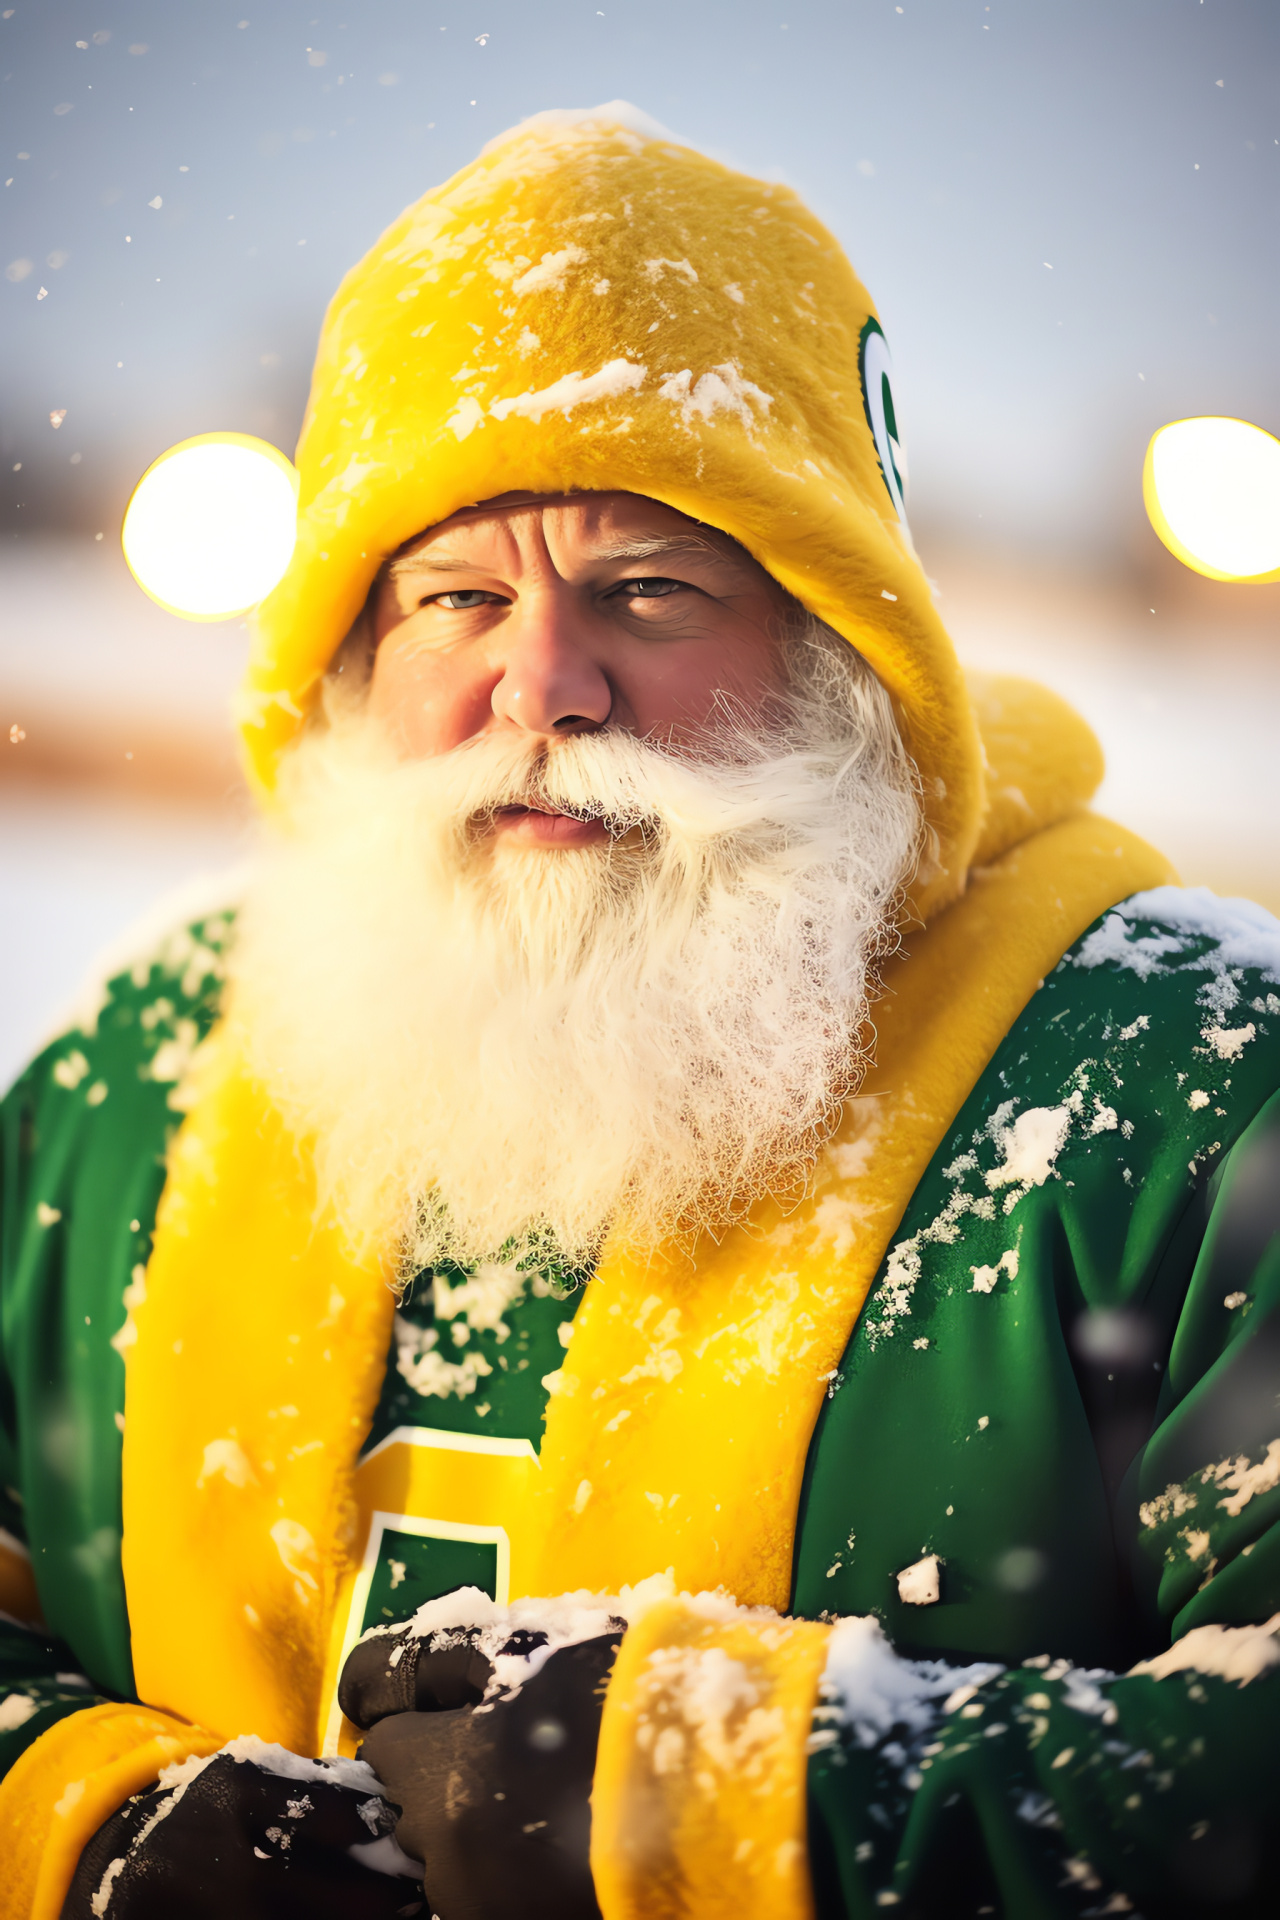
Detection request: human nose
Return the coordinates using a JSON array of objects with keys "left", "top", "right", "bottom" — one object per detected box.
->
[{"left": 489, "top": 605, "right": 613, "bottom": 736}]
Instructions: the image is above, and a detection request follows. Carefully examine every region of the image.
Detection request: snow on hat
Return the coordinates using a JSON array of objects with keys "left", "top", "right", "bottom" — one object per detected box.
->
[{"left": 242, "top": 103, "right": 984, "bottom": 914}]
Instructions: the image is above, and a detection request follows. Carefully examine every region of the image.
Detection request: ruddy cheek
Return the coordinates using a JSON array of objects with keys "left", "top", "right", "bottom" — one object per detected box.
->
[{"left": 372, "top": 646, "right": 497, "bottom": 756}]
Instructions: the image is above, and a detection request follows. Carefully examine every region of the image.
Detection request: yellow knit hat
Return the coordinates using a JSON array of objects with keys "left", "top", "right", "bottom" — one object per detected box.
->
[{"left": 243, "top": 103, "right": 984, "bottom": 916}]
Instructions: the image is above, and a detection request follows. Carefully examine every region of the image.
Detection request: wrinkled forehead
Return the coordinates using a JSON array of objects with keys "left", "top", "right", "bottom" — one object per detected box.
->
[{"left": 392, "top": 489, "right": 749, "bottom": 562}]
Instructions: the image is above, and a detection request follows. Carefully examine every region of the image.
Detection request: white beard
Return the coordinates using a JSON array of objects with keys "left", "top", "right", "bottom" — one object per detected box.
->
[{"left": 225, "top": 629, "right": 920, "bottom": 1274}]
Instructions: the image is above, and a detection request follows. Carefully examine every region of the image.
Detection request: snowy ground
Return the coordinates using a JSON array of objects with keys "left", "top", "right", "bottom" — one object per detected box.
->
[{"left": 3, "top": 535, "right": 1277, "bottom": 1090}]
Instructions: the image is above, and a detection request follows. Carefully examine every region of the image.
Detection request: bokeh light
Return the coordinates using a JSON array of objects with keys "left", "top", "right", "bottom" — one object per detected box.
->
[
  {"left": 122, "top": 433, "right": 299, "bottom": 620},
  {"left": 1143, "top": 416, "right": 1280, "bottom": 584}
]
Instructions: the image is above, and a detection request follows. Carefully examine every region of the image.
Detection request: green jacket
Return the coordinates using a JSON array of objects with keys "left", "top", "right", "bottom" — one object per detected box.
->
[{"left": 3, "top": 885, "right": 1279, "bottom": 1914}]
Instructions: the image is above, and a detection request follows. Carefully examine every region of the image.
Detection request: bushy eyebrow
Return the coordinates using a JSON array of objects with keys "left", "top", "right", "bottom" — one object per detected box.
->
[
  {"left": 386, "top": 530, "right": 728, "bottom": 581},
  {"left": 386, "top": 549, "right": 480, "bottom": 580},
  {"left": 585, "top": 533, "right": 723, "bottom": 564}
]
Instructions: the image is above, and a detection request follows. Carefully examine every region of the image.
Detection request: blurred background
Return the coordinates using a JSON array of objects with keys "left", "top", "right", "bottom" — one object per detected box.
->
[{"left": 2, "top": 0, "right": 1278, "bottom": 1085}]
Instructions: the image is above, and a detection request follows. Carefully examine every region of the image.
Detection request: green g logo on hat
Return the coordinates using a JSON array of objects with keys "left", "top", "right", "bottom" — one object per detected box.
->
[{"left": 859, "top": 318, "right": 909, "bottom": 530}]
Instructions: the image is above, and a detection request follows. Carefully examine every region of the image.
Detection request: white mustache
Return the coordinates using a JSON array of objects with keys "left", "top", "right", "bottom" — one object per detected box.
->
[{"left": 444, "top": 722, "right": 887, "bottom": 865}]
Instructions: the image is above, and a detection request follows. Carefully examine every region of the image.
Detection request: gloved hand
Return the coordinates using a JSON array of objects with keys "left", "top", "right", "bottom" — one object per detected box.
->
[
  {"left": 61, "top": 1737, "right": 423, "bottom": 1920},
  {"left": 340, "top": 1598, "right": 626, "bottom": 1920}
]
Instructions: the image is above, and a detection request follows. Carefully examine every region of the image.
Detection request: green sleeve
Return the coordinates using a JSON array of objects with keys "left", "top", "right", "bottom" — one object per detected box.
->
[
  {"left": 0, "top": 1068, "right": 119, "bottom": 1765},
  {"left": 809, "top": 1656, "right": 1277, "bottom": 1918},
  {"left": 0, "top": 905, "right": 234, "bottom": 1776},
  {"left": 808, "top": 1092, "right": 1280, "bottom": 1917}
]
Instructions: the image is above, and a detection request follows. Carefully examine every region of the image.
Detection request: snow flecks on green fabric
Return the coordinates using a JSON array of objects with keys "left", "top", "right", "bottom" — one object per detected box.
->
[
  {"left": 0, "top": 909, "right": 233, "bottom": 1704},
  {"left": 809, "top": 1652, "right": 1280, "bottom": 1918},
  {"left": 364, "top": 1249, "right": 586, "bottom": 1452},
  {"left": 800, "top": 888, "right": 1280, "bottom": 1918}
]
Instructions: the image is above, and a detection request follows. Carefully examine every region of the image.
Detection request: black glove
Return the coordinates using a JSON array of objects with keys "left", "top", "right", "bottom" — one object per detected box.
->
[
  {"left": 341, "top": 1611, "right": 625, "bottom": 1920},
  {"left": 61, "top": 1742, "right": 424, "bottom": 1920}
]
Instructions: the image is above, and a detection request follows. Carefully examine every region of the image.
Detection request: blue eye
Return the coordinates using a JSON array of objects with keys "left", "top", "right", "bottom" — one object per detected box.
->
[
  {"left": 858, "top": 318, "right": 909, "bottom": 529},
  {"left": 433, "top": 589, "right": 495, "bottom": 609}
]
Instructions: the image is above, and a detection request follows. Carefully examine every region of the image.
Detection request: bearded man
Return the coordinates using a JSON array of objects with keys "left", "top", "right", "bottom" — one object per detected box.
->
[{"left": 3, "top": 105, "right": 1279, "bottom": 1920}]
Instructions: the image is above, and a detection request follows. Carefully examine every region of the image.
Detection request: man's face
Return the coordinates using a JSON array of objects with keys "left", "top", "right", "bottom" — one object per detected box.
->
[
  {"left": 239, "top": 502, "right": 918, "bottom": 1266},
  {"left": 368, "top": 492, "right": 791, "bottom": 848}
]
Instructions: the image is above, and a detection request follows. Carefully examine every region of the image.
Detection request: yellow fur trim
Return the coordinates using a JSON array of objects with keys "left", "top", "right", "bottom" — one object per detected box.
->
[
  {"left": 243, "top": 112, "right": 982, "bottom": 919},
  {"left": 0, "top": 1705, "right": 220, "bottom": 1920},
  {"left": 120, "top": 1049, "right": 392, "bottom": 1754},
  {"left": 591, "top": 1597, "right": 831, "bottom": 1920},
  {"left": 514, "top": 810, "right": 1173, "bottom": 1610}
]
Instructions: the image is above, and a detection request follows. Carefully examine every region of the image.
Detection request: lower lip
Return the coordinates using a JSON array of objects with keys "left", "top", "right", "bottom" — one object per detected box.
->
[{"left": 492, "top": 806, "right": 611, "bottom": 847}]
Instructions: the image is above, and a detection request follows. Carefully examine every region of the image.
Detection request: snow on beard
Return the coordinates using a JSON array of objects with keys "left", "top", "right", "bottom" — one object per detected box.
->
[{"left": 225, "top": 625, "right": 920, "bottom": 1275}]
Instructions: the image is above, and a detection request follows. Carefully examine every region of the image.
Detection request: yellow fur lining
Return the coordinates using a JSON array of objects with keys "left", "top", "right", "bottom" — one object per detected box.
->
[
  {"left": 120, "top": 1053, "right": 392, "bottom": 1755},
  {"left": 0, "top": 1706, "right": 220, "bottom": 1920},
  {"left": 591, "top": 1597, "right": 832, "bottom": 1920}
]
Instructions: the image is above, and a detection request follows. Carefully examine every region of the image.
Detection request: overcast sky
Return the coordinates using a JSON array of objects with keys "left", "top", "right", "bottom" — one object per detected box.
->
[{"left": 3, "top": 0, "right": 1276, "bottom": 565}]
